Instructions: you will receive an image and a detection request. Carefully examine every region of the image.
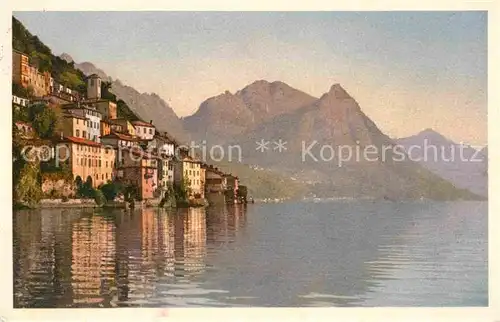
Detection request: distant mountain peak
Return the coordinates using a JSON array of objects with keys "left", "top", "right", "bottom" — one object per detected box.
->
[
  {"left": 328, "top": 83, "right": 351, "bottom": 99},
  {"left": 59, "top": 53, "right": 73, "bottom": 63},
  {"left": 418, "top": 128, "right": 439, "bottom": 135},
  {"left": 414, "top": 128, "right": 454, "bottom": 144},
  {"left": 315, "top": 83, "right": 355, "bottom": 108}
]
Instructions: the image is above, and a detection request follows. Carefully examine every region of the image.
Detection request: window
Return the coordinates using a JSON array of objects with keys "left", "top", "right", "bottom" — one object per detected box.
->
[
  {"left": 149, "top": 129, "right": 152, "bottom": 134},
  {"left": 76, "top": 119, "right": 79, "bottom": 125},
  {"left": 143, "top": 128, "right": 146, "bottom": 134},
  {"left": 106, "top": 173, "right": 109, "bottom": 179},
  {"left": 76, "top": 129, "right": 80, "bottom": 137},
  {"left": 83, "top": 131, "right": 86, "bottom": 138},
  {"left": 106, "top": 161, "right": 108, "bottom": 168},
  {"left": 102, "top": 174, "right": 104, "bottom": 180},
  {"left": 99, "top": 159, "right": 101, "bottom": 167}
]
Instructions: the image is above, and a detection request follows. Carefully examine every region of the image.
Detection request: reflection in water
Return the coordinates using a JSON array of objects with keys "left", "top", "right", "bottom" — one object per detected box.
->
[{"left": 13, "top": 202, "right": 486, "bottom": 307}]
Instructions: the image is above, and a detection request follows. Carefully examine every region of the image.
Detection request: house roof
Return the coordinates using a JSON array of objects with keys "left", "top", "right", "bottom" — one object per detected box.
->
[
  {"left": 101, "top": 132, "right": 138, "bottom": 141},
  {"left": 204, "top": 165, "right": 225, "bottom": 176},
  {"left": 180, "top": 156, "right": 202, "bottom": 163},
  {"left": 132, "top": 120, "right": 155, "bottom": 128},
  {"left": 63, "top": 111, "right": 87, "bottom": 120},
  {"left": 60, "top": 136, "right": 102, "bottom": 147},
  {"left": 120, "top": 146, "right": 160, "bottom": 159},
  {"left": 15, "top": 121, "right": 33, "bottom": 129}
]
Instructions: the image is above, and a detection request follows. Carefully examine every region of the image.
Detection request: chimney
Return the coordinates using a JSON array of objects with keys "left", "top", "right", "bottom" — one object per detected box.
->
[{"left": 149, "top": 120, "right": 153, "bottom": 124}]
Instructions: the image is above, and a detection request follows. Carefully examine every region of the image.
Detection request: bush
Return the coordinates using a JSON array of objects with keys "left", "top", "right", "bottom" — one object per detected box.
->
[
  {"left": 76, "top": 175, "right": 96, "bottom": 198},
  {"left": 100, "top": 181, "right": 124, "bottom": 201},
  {"left": 94, "top": 189, "right": 106, "bottom": 207}
]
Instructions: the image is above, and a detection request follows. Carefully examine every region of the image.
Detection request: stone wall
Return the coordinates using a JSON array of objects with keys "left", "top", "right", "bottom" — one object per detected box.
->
[
  {"left": 41, "top": 178, "right": 74, "bottom": 198},
  {"left": 39, "top": 198, "right": 97, "bottom": 208}
]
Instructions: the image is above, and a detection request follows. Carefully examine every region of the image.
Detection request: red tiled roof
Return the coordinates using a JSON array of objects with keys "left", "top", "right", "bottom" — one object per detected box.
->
[
  {"left": 132, "top": 120, "right": 155, "bottom": 127},
  {"left": 15, "top": 121, "right": 32, "bottom": 128},
  {"left": 62, "top": 136, "right": 102, "bottom": 147}
]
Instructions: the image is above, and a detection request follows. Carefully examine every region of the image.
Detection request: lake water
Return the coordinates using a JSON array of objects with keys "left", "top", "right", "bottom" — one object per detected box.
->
[{"left": 13, "top": 201, "right": 487, "bottom": 307}]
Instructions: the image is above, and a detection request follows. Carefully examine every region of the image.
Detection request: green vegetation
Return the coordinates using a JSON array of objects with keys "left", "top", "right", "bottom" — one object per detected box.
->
[
  {"left": 174, "top": 175, "right": 191, "bottom": 206},
  {"left": 237, "top": 185, "right": 248, "bottom": 203},
  {"left": 224, "top": 188, "right": 235, "bottom": 204},
  {"left": 159, "top": 183, "right": 176, "bottom": 208},
  {"left": 32, "top": 106, "right": 58, "bottom": 138},
  {"left": 12, "top": 83, "right": 29, "bottom": 98},
  {"left": 100, "top": 180, "right": 124, "bottom": 201},
  {"left": 13, "top": 16, "right": 87, "bottom": 94},
  {"left": 93, "top": 189, "right": 106, "bottom": 207},
  {"left": 101, "top": 81, "right": 139, "bottom": 120},
  {"left": 75, "top": 175, "right": 97, "bottom": 198},
  {"left": 14, "top": 161, "right": 43, "bottom": 208},
  {"left": 117, "top": 99, "right": 140, "bottom": 120}
]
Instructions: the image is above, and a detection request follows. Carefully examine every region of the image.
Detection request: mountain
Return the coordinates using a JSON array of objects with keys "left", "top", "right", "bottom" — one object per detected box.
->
[
  {"left": 218, "top": 84, "right": 480, "bottom": 200},
  {"left": 396, "top": 129, "right": 488, "bottom": 197},
  {"left": 183, "top": 80, "right": 317, "bottom": 143},
  {"left": 59, "top": 52, "right": 74, "bottom": 64},
  {"left": 73, "top": 61, "right": 189, "bottom": 142}
]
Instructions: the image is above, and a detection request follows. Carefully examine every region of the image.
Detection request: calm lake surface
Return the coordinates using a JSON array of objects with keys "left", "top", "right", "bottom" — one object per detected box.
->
[{"left": 13, "top": 201, "right": 487, "bottom": 307}]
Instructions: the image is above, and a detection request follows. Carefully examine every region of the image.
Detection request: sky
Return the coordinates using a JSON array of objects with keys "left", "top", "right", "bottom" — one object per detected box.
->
[{"left": 13, "top": 11, "right": 487, "bottom": 145}]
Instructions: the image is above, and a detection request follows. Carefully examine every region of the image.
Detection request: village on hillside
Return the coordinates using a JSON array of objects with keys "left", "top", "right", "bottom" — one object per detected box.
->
[{"left": 12, "top": 48, "right": 249, "bottom": 209}]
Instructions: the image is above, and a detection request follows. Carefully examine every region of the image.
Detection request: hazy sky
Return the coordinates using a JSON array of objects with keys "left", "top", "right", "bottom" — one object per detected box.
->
[{"left": 14, "top": 11, "right": 487, "bottom": 145}]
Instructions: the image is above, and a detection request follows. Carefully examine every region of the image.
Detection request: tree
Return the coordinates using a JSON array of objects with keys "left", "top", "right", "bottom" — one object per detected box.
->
[
  {"left": 76, "top": 175, "right": 95, "bottom": 198},
  {"left": 74, "top": 175, "right": 83, "bottom": 189},
  {"left": 59, "top": 71, "right": 85, "bottom": 89},
  {"left": 93, "top": 189, "right": 106, "bottom": 207},
  {"left": 101, "top": 81, "right": 117, "bottom": 102},
  {"left": 237, "top": 185, "right": 248, "bottom": 204},
  {"left": 100, "top": 180, "right": 124, "bottom": 201},
  {"left": 12, "top": 83, "right": 29, "bottom": 98},
  {"left": 32, "top": 107, "right": 58, "bottom": 139},
  {"left": 84, "top": 175, "right": 93, "bottom": 191},
  {"left": 28, "top": 103, "right": 47, "bottom": 121},
  {"left": 174, "top": 175, "right": 191, "bottom": 202},
  {"left": 117, "top": 99, "right": 139, "bottom": 121},
  {"left": 14, "top": 162, "right": 43, "bottom": 207},
  {"left": 13, "top": 104, "right": 29, "bottom": 123},
  {"left": 30, "top": 51, "right": 52, "bottom": 73}
]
